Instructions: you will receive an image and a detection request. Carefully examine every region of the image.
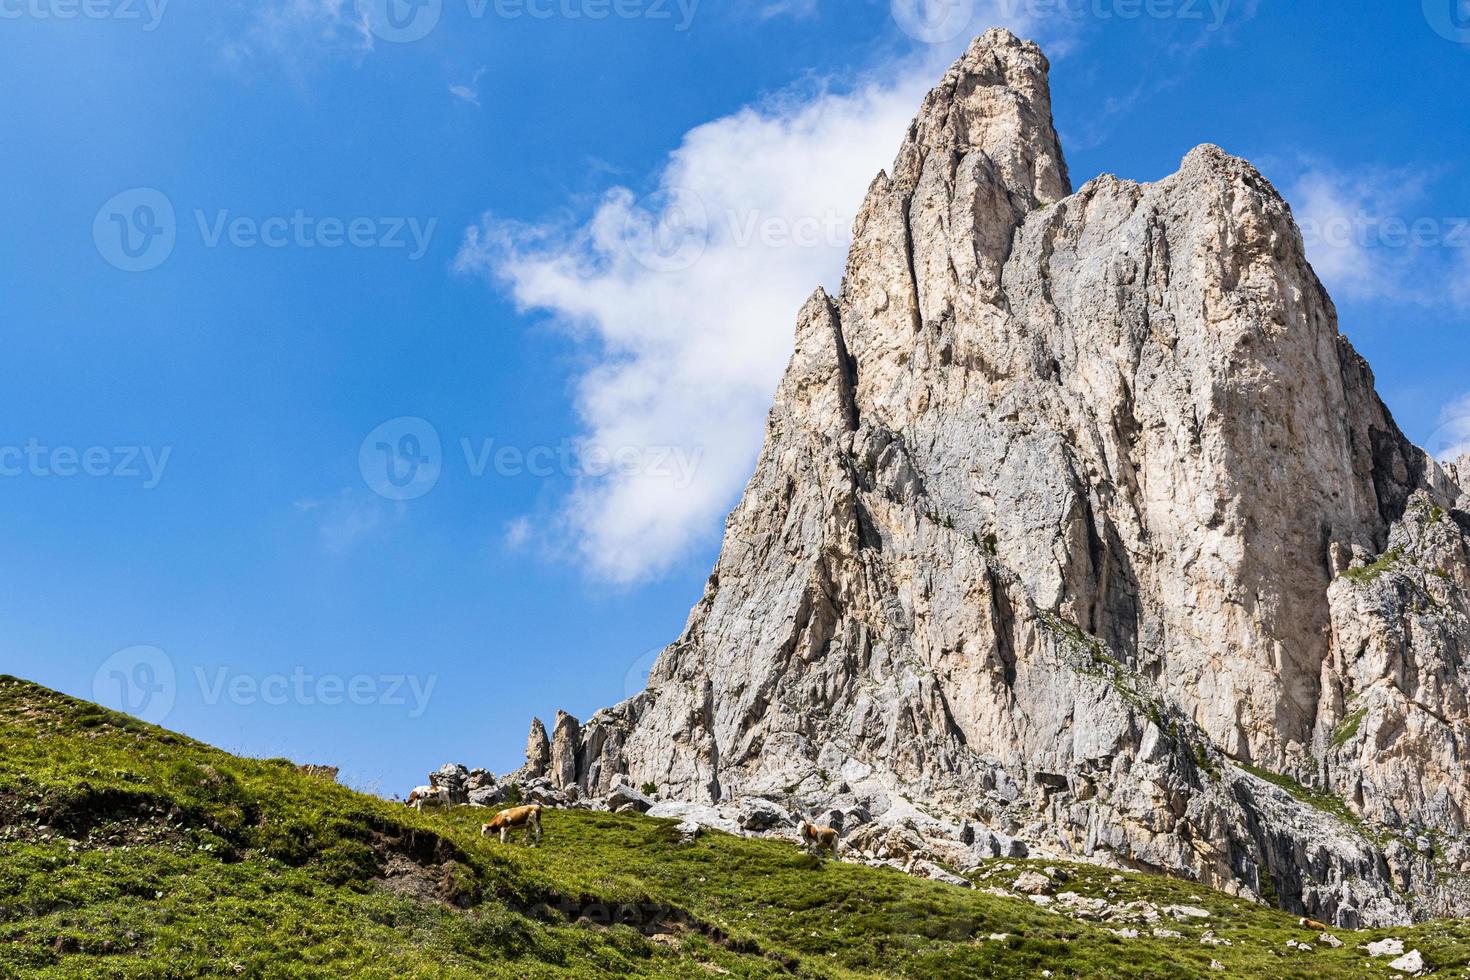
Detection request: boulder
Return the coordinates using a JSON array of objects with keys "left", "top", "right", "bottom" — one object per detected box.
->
[
  {"left": 606, "top": 782, "right": 656, "bottom": 814},
  {"left": 736, "top": 798, "right": 792, "bottom": 832},
  {"left": 430, "top": 764, "right": 471, "bottom": 805},
  {"left": 1388, "top": 949, "right": 1426, "bottom": 975},
  {"left": 912, "top": 861, "right": 971, "bottom": 888},
  {"left": 646, "top": 801, "right": 740, "bottom": 835},
  {"left": 1013, "top": 871, "right": 1053, "bottom": 895},
  {"left": 468, "top": 784, "right": 514, "bottom": 808},
  {"left": 1367, "top": 938, "right": 1406, "bottom": 958}
]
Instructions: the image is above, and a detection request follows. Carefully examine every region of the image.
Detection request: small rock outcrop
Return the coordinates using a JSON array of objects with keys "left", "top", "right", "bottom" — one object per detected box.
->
[
  {"left": 606, "top": 781, "right": 656, "bottom": 814},
  {"left": 524, "top": 718, "right": 550, "bottom": 779},
  {"left": 429, "top": 763, "right": 471, "bottom": 805},
  {"left": 548, "top": 711, "right": 580, "bottom": 790}
]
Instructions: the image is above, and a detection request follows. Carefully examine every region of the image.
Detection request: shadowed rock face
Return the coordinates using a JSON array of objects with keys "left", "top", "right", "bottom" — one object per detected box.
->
[{"left": 522, "top": 30, "right": 1470, "bottom": 925}]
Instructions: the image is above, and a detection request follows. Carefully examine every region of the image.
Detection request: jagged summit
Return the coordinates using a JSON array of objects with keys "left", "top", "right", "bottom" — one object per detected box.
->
[{"left": 512, "top": 33, "right": 1470, "bottom": 926}]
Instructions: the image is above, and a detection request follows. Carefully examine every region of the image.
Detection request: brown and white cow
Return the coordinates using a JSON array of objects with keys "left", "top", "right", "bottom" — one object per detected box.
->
[
  {"left": 799, "top": 820, "right": 838, "bottom": 857},
  {"left": 481, "top": 804, "right": 543, "bottom": 845},
  {"left": 406, "top": 785, "right": 452, "bottom": 812}
]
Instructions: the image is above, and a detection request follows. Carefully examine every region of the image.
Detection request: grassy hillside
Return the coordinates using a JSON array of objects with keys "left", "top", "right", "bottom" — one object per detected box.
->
[{"left": 3, "top": 677, "right": 1469, "bottom": 978}]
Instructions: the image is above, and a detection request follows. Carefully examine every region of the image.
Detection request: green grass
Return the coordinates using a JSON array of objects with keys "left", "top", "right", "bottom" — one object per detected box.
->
[
  {"left": 3, "top": 677, "right": 1470, "bottom": 977},
  {"left": 1340, "top": 547, "right": 1404, "bottom": 584},
  {"left": 1238, "top": 764, "right": 1364, "bottom": 832},
  {"left": 1330, "top": 707, "right": 1367, "bottom": 750}
]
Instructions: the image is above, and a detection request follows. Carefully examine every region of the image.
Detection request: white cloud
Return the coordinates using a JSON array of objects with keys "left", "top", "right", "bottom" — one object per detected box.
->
[
  {"left": 450, "top": 67, "right": 488, "bottom": 107},
  {"left": 503, "top": 516, "right": 533, "bottom": 550},
  {"left": 295, "top": 489, "right": 386, "bottom": 553},
  {"left": 1454, "top": 249, "right": 1470, "bottom": 312},
  {"left": 1432, "top": 392, "right": 1470, "bottom": 462},
  {"left": 753, "top": 0, "right": 818, "bottom": 19},
  {"left": 220, "top": 0, "right": 373, "bottom": 77},
  {"left": 1288, "top": 167, "right": 1422, "bottom": 302},
  {"left": 455, "top": 52, "right": 977, "bottom": 583},
  {"left": 1285, "top": 165, "right": 1470, "bottom": 312}
]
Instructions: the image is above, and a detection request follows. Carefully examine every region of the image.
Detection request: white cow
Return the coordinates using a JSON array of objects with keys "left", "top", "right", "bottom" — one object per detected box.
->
[{"left": 406, "top": 785, "right": 452, "bottom": 812}]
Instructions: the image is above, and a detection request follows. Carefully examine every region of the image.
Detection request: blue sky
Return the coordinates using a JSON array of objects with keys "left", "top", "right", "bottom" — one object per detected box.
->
[{"left": 1, "top": 0, "right": 1468, "bottom": 795}]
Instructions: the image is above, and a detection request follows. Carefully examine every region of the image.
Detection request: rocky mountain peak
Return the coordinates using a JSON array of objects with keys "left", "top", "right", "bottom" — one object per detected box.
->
[{"left": 512, "top": 34, "right": 1470, "bottom": 927}]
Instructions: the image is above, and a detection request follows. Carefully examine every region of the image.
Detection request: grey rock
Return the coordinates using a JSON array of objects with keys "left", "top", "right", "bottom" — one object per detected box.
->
[
  {"left": 1367, "top": 938, "right": 1405, "bottom": 957},
  {"left": 1388, "top": 949, "right": 1426, "bottom": 974},
  {"left": 1013, "top": 871, "right": 1053, "bottom": 895},
  {"left": 646, "top": 801, "right": 741, "bottom": 835},
  {"left": 525, "top": 718, "right": 551, "bottom": 778},
  {"left": 736, "top": 798, "right": 792, "bottom": 831},
  {"left": 430, "top": 764, "right": 471, "bottom": 805},
  {"left": 549, "top": 711, "right": 581, "bottom": 790},
  {"left": 467, "top": 784, "right": 513, "bottom": 808},
  {"left": 606, "top": 781, "right": 656, "bottom": 814},
  {"left": 913, "top": 860, "right": 971, "bottom": 888}
]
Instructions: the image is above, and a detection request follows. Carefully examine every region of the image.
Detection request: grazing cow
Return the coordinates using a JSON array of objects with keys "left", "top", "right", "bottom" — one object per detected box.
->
[
  {"left": 406, "top": 785, "right": 452, "bottom": 812},
  {"left": 481, "top": 805, "right": 543, "bottom": 845},
  {"left": 799, "top": 820, "right": 839, "bottom": 857}
]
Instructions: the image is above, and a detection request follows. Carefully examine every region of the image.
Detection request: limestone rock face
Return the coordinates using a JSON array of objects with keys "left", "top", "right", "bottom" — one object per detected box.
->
[
  {"left": 532, "top": 30, "right": 1470, "bottom": 925},
  {"left": 524, "top": 717, "right": 550, "bottom": 779},
  {"left": 549, "top": 710, "right": 581, "bottom": 790}
]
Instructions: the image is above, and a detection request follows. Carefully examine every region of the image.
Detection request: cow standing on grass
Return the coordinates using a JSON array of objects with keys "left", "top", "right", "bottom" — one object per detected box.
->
[
  {"left": 482, "top": 804, "right": 543, "bottom": 845},
  {"left": 799, "top": 820, "right": 839, "bottom": 858},
  {"left": 405, "top": 785, "right": 452, "bottom": 812}
]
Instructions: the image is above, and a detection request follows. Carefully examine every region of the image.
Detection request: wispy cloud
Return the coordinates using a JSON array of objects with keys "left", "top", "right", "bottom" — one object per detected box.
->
[
  {"left": 450, "top": 67, "right": 489, "bottom": 107},
  {"left": 295, "top": 489, "right": 385, "bottom": 553},
  {"left": 456, "top": 56, "right": 952, "bottom": 583},
  {"left": 1431, "top": 392, "right": 1470, "bottom": 462},
  {"left": 752, "top": 0, "right": 818, "bottom": 19},
  {"left": 1284, "top": 163, "right": 1469, "bottom": 312},
  {"left": 220, "top": 0, "right": 373, "bottom": 79},
  {"left": 503, "top": 516, "right": 533, "bottom": 550}
]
